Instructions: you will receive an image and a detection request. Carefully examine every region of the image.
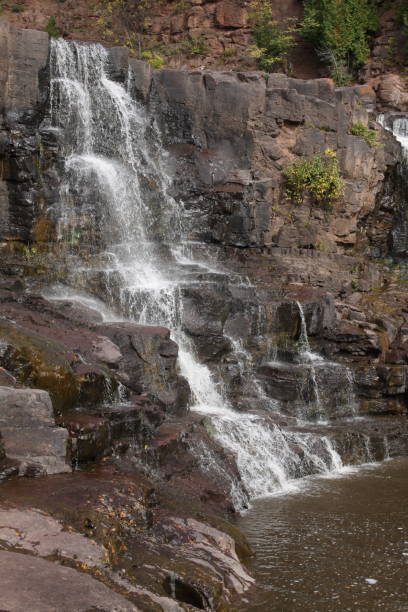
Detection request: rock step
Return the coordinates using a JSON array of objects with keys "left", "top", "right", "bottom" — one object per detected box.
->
[
  {"left": 286, "top": 417, "right": 408, "bottom": 464},
  {"left": 0, "top": 458, "right": 20, "bottom": 482},
  {"left": 0, "top": 387, "right": 71, "bottom": 476},
  {"left": 61, "top": 396, "right": 165, "bottom": 465}
]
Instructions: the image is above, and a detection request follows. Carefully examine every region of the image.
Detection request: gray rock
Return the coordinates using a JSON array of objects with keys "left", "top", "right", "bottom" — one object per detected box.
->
[
  {"left": 0, "top": 387, "right": 71, "bottom": 475},
  {"left": 92, "top": 335, "right": 123, "bottom": 366},
  {"left": 0, "top": 551, "right": 138, "bottom": 611},
  {"left": 0, "top": 19, "right": 48, "bottom": 117},
  {"left": 94, "top": 323, "right": 190, "bottom": 414},
  {"left": 0, "top": 387, "right": 55, "bottom": 427}
]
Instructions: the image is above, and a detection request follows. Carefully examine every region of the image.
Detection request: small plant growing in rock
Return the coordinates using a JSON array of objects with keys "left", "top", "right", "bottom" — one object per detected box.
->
[
  {"left": 283, "top": 148, "right": 343, "bottom": 206},
  {"left": 173, "top": 0, "right": 191, "bottom": 14},
  {"left": 350, "top": 122, "right": 380, "bottom": 147},
  {"left": 248, "top": 0, "right": 297, "bottom": 73},
  {"left": 11, "top": 3, "right": 25, "bottom": 12},
  {"left": 22, "top": 244, "right": 38, "bottom": 260},
  {"left": 221, "top": 47, "right": 236, "bottom": 58},
  {"left": 220, "top": 47, "right": 237, "bottom": 64},
  {"left": 141, "top": 50, "right": 164, "bottom": 69},
  {"left": 182, "top": 36, "right": 208, "bottom": 56},
  {"left": 46, "top": 16, "right": 61, "bottom": 38}
]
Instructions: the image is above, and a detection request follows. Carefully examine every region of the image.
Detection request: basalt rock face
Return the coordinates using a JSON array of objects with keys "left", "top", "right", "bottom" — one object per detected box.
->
[
  {"left": 138, "top": 62, "right": 408, "bottom": 417},
  {"left": 0, "top": 19, "right": 49, "bottom": 244},
  {"left": 0, "top": 24, "right": 406, "bottom": 431},
  {"left": 146, "top": 69, "right": 396, "bottom": 253},
  {"left": 1, "top": 21, "right": 408, "bottom": 611}
]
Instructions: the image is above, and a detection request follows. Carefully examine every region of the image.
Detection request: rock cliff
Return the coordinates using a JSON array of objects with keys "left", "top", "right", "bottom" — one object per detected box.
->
[{"left": 0, "top": 18, "right": 408, "bottom": 611}]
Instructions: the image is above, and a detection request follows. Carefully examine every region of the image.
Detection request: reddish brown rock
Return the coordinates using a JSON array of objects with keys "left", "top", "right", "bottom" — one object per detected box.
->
[
  {"left": 375, "top": 73, "right": 408, "bottom": 110},
  {"left": 215, "top": 0, "right": 247, "bottom": 28}
]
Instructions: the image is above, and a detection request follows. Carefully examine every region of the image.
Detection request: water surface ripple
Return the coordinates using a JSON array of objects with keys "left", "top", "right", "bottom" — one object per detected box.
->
[{"left": 238, "top": 458, "right": 408, "bottom": 611}]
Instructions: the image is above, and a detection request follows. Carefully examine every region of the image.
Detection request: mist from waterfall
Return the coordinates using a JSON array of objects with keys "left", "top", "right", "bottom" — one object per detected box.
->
[{"left": 47, "top": 39, "right": 347, "bottom": 505}]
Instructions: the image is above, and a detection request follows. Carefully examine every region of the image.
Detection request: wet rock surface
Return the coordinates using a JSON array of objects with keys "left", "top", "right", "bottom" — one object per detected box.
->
[
  {"left": 0, "top": 551, "right": 138, "bottom": 612},
  {"left": 0, "top": 459, "right": 253, "bottom": 611},
  {"left": 0, "top": 20, "right": 408, "bottom": 612}
]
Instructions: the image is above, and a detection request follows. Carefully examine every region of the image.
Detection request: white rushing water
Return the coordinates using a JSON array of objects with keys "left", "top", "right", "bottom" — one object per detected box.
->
[
  {"left": 378, "top": 113, "right": 408, "bottom": 155},
  {"left": 48, "top": 39, "right": 347, "bottom": 506}
]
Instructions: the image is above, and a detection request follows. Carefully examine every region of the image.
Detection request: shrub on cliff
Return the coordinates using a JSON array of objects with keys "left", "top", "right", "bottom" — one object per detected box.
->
[
  {"left": 46, "top": 16, "right": 61, "bottom": 39},
  {"left": 98, "top": 0, "right": 154, "bottom": 55},
  {"left": 248, "top": 0, "right": 297, "bottom": 72},
  {"left": 301, "top": 0, "right": 378, "bottom": 84},
  {"left": 351, "top": 122, "right": 380, "bottom": 147},
  {"left": 283, "top": 149, "right": 343, "bottom": 206},
  {"left": 397, "top": 1, "right": 408, "bottom": 53},
  {"left": 141, "top": 50, "right": 164, "bottom": 69}
]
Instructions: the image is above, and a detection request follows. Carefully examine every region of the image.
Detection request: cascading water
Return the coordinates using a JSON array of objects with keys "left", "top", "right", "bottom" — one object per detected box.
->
[
  {"left": 296, "top": 300, "right": 324, "bottom": 416},
  {"left": 47, "top": 39, "right": 347, "bottom": 505},
  {"left": 295, "top": 301, "right": 358, "bottom": 421},
  {"left": 378, "top": 113, "right": 408, "bottom": 156}
]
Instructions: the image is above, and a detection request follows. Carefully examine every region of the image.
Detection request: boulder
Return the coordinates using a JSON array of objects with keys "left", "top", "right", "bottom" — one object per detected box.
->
[
  {"left": 94, "top": 322, "right": 191, "bottom": 414},
  {"left": 0, "top": 387, "right": 70, "bottom": 475}
]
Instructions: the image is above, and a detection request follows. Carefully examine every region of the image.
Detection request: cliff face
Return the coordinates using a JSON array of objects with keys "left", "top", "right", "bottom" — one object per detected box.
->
[
  {"left": 0, "top": 17, "right": 408, "bottom": 444},
  {"left": 0, "top": 0, "right": 318, "bottom": 75},
  {"left": 1, "top": 19, "right": 408, "bottom": 611}
]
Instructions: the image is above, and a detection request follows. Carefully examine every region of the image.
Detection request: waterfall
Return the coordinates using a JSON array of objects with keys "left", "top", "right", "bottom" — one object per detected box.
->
[
  {"left": 47, "top": 39, "right": 344, "bottom": 505},
  {"left": 378, "top": 113, "right": 408, "bottom": 156},
  {"left": 295, "top": 301, "right": 358, "bottom": 421},
  {"left": 296, "top": 301, "right": 324, "bottom": 417}
]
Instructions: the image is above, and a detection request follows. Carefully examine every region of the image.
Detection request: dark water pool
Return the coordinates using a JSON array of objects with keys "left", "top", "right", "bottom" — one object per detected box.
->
[{"left": 238, "top": 458, "right": 408, "bottom": 611}]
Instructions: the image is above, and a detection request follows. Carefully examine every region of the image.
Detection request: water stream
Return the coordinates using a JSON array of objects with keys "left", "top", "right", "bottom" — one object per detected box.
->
[{"left": 45, "top": 39, "right": 371, "bottom": 505}]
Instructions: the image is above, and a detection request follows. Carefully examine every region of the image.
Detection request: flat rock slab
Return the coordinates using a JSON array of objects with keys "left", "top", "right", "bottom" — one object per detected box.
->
[
  {"left": 0, "top": 506, "right": 106, "bottom": 566},
  {"left": 0, "top": 551, "right": 138, "bottom": 611}
]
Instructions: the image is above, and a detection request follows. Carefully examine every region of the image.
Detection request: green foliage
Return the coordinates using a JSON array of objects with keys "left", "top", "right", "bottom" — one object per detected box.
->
[
  {"left": 221, "top": 47, "right": 236, "bottom": 58},
  {"left": 283, "top": 148, "right": 343, "bottom": 206},
  {"left": 22, "top": 244, "right": 38, "bottom": 260},
  {"left": 173, "top": 0, "right": 191, "bottom": 14},
  {"left": 182, "top": 36, "right": 207, "bottom": 56},
  {"left": 141, "top": 50, "right": 164, "bottom": 69},
  {"left": 46, "top": 16, "right": 61, "bottom": 38},
  {"left": 397, "top": 1, "right": 408, "bottom": 53},
  {"left": 248, "top": 0, "right": 297, "bottom": 72},
  {"left": 350, "top": 121, "right": 380, "bottom": 147},
  {"left": 301, "top": 0, "right": 378, "bottom": 83},
  {"left": 220, "top": 47, "right": 237, "bottom": 64},
  {"left": 317, "top": 47, "right": 352, "bottom": 86},
  {"left": 11, "top": 3, "right": 25, "bottom": 12},
  {"left": 98, "top": 0, "right": 154, "bottom": 54}
]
